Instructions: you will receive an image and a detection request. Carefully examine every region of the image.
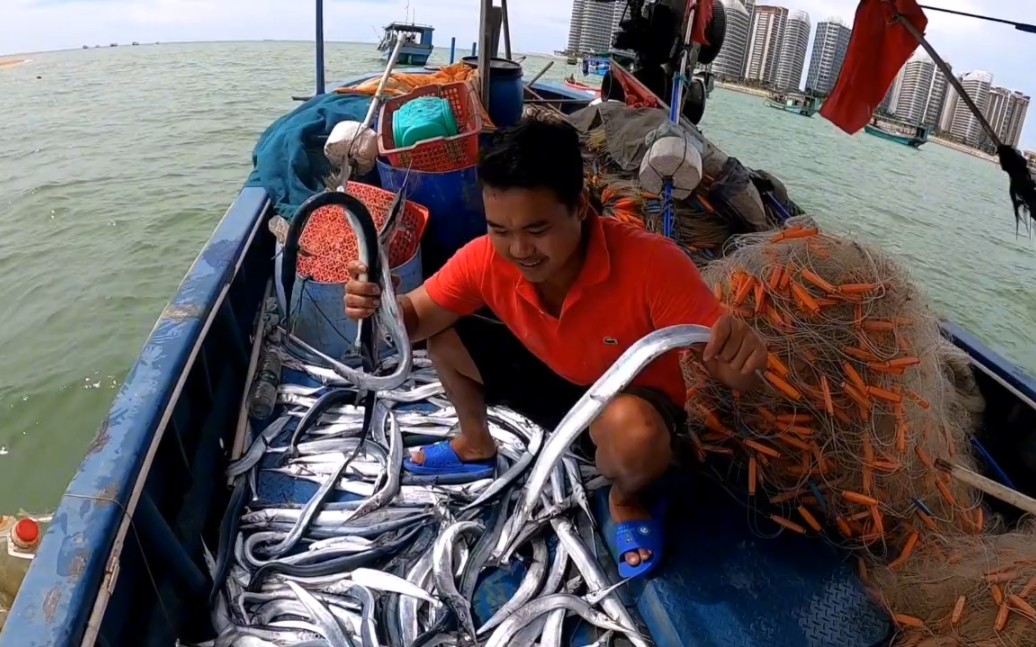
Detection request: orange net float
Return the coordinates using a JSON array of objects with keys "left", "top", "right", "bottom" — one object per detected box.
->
[
  {"left": 296, "top": 182, "right": 429, "bottom": 284},
  {"left": 676, "top": 217, "right": 1036, "bottom": 645},
  {"left": 679, "top": 218, "right": 983, "bottom": 554}
]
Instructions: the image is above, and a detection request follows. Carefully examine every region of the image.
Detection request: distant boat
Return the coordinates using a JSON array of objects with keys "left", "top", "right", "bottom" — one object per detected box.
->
[
  {"left": 581, "top": 55, "right": 610, "bottom": 77},
  {"left": 864, "top": 117, "right": 929, "bottom": 148},
  {"left": 766, "top": 92, "right": 820, "bottom": 117},
  {"left": 377, "top": 22, "right": 434, "bottom": 66},
  {"left": 109, "top": 43, "right": 118, "bottom": 48},
  {"left": 132, "top": 42, "right": 140, "bottom": 46},
  {"left": 82, "top": 45, "right": 88, "bottom": 49}
]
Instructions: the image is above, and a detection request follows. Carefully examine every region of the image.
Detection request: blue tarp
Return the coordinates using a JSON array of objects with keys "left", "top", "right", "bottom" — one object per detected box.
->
[{"left": 246, "top": 92, "right": 375, "bottom": 219}]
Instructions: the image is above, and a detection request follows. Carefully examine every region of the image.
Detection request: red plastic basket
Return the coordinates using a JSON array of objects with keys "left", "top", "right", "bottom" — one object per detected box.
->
[
  {"left": 296, "top": 183, "right": 430, "bottom": 284},
  {"left": 378, "top": 82, "right": 484, "bottom": 173}
]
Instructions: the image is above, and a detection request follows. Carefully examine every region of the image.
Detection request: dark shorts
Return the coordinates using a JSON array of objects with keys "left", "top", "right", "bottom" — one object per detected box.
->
[{"left": 452, "top": 309, "right": 685, "bottom": 452}]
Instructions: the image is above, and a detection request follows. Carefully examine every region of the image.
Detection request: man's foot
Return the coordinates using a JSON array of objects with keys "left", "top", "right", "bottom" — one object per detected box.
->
[
  {"left": 409, "top": 434, "right": 496, "bottom": 466},
  {"left": 610, "top": 487, "right": 669, "bottom": 579},
  {"left": 402, "top": 432, "right": 497, "bottom": 481},
  {"left": 609, "top": 490, "right": 654, "bottom": 567}
]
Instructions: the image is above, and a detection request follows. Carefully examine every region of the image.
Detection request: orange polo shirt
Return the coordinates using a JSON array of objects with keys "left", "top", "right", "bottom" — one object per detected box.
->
[{"left": 423, "top": 212, "right": 723, "bottom": 408}]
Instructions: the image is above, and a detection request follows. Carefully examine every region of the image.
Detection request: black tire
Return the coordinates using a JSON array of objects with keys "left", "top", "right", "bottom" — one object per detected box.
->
[
  {"left": 682, "top": 76, "right": 707, "bottom": 124},
  {"left": 698, "top": 0, "right": 727, "bottom": 66}
]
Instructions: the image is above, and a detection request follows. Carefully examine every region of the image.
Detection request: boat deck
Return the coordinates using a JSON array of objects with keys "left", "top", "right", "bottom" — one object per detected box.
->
[{"left": 263, "top": 364, "right": 890, "bottom": 646}]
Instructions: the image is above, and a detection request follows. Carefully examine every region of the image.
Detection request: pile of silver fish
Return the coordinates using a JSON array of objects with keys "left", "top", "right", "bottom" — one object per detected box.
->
[{"left": 192, "top": 195, "right": 714, "bottom": 647}]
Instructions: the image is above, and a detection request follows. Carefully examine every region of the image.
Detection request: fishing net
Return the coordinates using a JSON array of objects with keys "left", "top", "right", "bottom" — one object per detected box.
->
[
  {"left": 870, "top": 526, "right": 1036, "bottom": 645},
  {"left": 577, "top": 121, "right": 797, "bottom": 267},
  {"left": 674, "top": 217, "right": 1036, "bottom": 644},
  {"left": 680, "top": 217, "right": 984, "bottom": 554}
]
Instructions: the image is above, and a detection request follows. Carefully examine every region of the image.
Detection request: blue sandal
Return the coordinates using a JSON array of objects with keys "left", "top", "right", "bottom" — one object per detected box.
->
[
  {"left": 403, "top": 440, "right": 495, "bottom": 481},
  {"left": 613, "top": 496, "right": 670, "bottom": 579}
]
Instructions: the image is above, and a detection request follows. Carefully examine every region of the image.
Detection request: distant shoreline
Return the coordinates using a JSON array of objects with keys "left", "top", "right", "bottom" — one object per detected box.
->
[
  {"left": 716, "top": 81, "right": 1003, "bottom": 163},
  {"left": 0, "top": 58, "right": 28, "bottom": 70}
]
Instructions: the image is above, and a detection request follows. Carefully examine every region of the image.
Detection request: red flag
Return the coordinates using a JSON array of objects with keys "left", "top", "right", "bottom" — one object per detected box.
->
[
  {"left": 684, "top": 0, "right": 714, "bottom": 46},
  {"left": 610, "top": 63, "right": 660, "bottom": 109},
  {"left": 820, "top": 0, "right": 928, "bottom": 134}
]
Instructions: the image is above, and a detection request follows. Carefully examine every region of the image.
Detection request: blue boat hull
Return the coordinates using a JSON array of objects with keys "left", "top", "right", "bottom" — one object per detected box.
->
[
  {"left": 864, "top": 124, "right": 927, "bottom": 148},
  {"left": 382, "top": 46, "right": 432, "bottom": 67},
  {"left": 5, "top": 74, "right": 1036, "bottom": 647}
]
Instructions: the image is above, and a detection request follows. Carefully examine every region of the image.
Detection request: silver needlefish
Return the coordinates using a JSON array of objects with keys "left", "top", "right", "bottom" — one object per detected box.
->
[
  {"left": 477, "top": 538, "right": 549, "bottom": 634},
  {"left": 503, "top": 325, "right": 712, "bottom": 555},
  {"left": 552, "top": 517, "right": 648, "bottom": 647},
  {"left": 284, "top": 580, "right": 354, "bottom": 647},
  {"left": 482, "top": 594, "right": 642, "bottom": 647},
  {"left": 285, "top": 199, "right": 412, "bottom": 392},
  {"left": 432, "top": 520, "right": 484, "bottom": 643}
]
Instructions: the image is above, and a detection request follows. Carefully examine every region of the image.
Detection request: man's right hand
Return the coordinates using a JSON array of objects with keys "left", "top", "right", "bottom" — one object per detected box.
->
[{"left": 344, "top": 261, "right": 383, "bottom": 321}]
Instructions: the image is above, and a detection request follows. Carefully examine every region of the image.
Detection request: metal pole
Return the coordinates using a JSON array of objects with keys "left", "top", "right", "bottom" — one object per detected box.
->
[
  {"left": 450, "top": 36, "right": 456, "bottom": 64},
  {"left": 315, "top": 0, "right": 326, "bottom": 95},
  {"left": 892, "top": 12, "right": 1001, "bottom": 146},
  {"left": 472, "top": 42, "right": 477, "bottom": 56},
  {"left": 478, "top": 0, "right": 492, "bottom": 108},
  {"left": 501, "top": 0, "right": 512, "bottom": 60}
]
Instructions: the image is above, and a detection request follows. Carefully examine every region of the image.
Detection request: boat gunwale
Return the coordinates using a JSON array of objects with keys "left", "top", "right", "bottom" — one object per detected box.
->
[{"left": 0, "top": 187, "right": 269, "bottom": 646}]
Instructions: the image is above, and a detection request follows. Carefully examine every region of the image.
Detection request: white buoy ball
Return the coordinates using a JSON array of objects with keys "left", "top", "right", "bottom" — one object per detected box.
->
[
  {"left": 325, "top": 121, "right": 379, "bottom": 175},
  {"left": 638, "top": 134, "right": 704, "bottom": 200}
]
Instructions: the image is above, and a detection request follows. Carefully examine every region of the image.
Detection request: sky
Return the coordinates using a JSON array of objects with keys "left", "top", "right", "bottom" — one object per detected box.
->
[{"left": 3, "top": 0, "right": 1035, "bottom": 147}]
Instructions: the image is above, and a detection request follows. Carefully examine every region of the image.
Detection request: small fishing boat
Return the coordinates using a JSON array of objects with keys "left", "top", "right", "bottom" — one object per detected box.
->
[
  {"left": 5, "top": 2, "right": 1036, "bottom": 647},
  {"left": 377, "top": 22, "right": 435, "bottom": 67},
  {"left": 563, "top": 76, "right": 600, "bottom": 96},
  {"left": 864, "top": 116, "right": 929, "bottom": 148},
  {"left": 581, "top": 54, "right": 611, "bottom": 77},
  {"left": 766, "top": 91, "right": 820, "bottom": 117}
]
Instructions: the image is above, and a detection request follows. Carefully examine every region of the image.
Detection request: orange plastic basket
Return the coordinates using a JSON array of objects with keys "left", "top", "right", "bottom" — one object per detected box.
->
[
  {"left": 296, "top": 183, "right": 430, "bottom": 284},
  {"left": 378, "top": 82, "right": 483, "bottom": 173}
]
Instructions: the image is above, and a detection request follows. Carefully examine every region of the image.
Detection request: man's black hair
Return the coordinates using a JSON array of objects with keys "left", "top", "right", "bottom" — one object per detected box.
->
[{"left": 477, "top": 117, "right": 585, "bottom": 209}]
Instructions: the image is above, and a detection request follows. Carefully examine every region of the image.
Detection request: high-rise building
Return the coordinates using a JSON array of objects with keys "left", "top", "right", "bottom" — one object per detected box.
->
[
  {"left": 712, "top": 0, "right": 752, "bottom": 80},
  {"left": 566, "top": 0, "right": 585, "bottom": 53},
  {"left": 774, "top": 9, "right": 810, "bottom": 91},
  {"left": 804, "top": 17, "right": 851, "bottom": 96},
  {"left": 923, "top": 64, "right": 951, "bottom": 129},
  {"left": 938, "top": 79, "right": 960, "bottom": 133},
  {"left": 1001, "top": 91, "right": 1030, "bottom": 149},
  {"left": 880, "top": 67, "right": 905, "bottom": 114},
  {"left": 980, "top": 88, "right": 1031, "bottom": 151},
  {"left": 744, "top": 5, "right": 787, "bottom": 85},
  {"left": 891, "top": 51, "right": 935, "bottom": 125},
  {"left": 567, "top": 0, "right": 625, "bottom": 53},
  {"left": 739, "top": 0, "right": 757, "bottom": 76},
  {"left": 950, "top": 70, "right": 993, "bottom": 147}
]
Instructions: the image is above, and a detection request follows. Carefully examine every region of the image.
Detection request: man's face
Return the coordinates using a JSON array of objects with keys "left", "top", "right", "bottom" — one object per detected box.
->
[{"left": 483, "top": 186, "right": 585, "bottom": 284}]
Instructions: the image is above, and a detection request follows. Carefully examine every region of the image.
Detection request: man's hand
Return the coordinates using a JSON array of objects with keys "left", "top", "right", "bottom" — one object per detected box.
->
[
  {"left": 344, "top": 260, "right": 400, "bottom": 321},
  {"left": 701, "top": 314, "right": 767, "bottom": 392}
]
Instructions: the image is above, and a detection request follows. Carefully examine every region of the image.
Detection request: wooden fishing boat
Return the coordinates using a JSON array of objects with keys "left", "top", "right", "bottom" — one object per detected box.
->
[
  {"left": 4, "top": 2, "right": 1036, "bottom": 646},
  {"left": 864, "top": 117, "right": 929, "bottom": 148},
  {"left": 766, "top": 92, "right": 821, "bottom": 117},
  {"left": 377, "top": 22, "right": 435, "bottom": 67}
]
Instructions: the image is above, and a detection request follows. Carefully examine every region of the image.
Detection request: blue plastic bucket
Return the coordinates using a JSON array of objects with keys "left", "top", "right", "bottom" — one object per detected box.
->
[
  {"left": 377, "top": 160, "right": 485, "bottom": 275},
  {"left": 461, "top": 56, "right": 524, "bottom": 128},
  {"left": 286, "top": 247, "right": 424, "bottom": 361}
]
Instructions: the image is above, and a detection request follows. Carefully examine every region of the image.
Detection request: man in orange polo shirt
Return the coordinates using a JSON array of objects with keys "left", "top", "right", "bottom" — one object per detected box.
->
[{"left": 345, "top": 118, "right": 766, "bottom": 578}]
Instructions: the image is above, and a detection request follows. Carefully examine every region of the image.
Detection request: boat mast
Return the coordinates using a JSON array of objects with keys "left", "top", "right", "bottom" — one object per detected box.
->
[{"left": 315, "top": 0, "right": 325, "bottom": 94}]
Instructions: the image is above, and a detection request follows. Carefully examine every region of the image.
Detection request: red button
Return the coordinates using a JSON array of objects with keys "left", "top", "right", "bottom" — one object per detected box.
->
[{"left": 14, "top": 518, "right": 39, "bottom": 545}]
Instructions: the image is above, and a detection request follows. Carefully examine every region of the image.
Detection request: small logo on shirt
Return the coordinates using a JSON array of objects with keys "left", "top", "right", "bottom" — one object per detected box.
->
[{"left": 603, "top": 337, "right": 618, "bottom": 346}]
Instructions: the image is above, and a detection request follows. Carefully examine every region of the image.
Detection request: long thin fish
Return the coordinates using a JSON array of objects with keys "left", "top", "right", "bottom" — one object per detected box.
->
[
  {"left": 432, "top": 520, "right": 484, "bottom": 642},
  {"left": 505, "top": 325, "right": 712, "bottom": 555}
]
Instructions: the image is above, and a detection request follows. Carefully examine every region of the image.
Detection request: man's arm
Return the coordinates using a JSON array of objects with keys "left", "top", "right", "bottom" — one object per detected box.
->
[
  {"left": 647, "top": 242, "right": 766, "bottom": 392},
  {"left": 400, "top": 237, "right": 491, "bottom": 343},
  {"left": 399, "top": 286, "right": 461, "bottom": 343}
]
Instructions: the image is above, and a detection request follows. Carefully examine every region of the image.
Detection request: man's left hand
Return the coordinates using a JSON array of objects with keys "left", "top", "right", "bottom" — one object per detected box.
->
[{"left": 701, "top": 314, "right": 767, "bottom": 391}]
